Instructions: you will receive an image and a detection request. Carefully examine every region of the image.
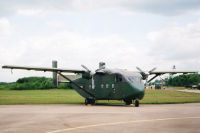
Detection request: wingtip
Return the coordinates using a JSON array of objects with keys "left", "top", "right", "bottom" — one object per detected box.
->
[{"left": 2, "top": 65, "right": 11, "bottom": 69}]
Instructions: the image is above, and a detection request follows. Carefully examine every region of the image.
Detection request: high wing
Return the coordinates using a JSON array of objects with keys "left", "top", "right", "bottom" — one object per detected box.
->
[
  {"left": 2, "top": 65, "right": 97, "bottom": 98},
  {"left": 150, "top": 70, "right": 198, "bottom": 75},
  {"left": 148, "top": 70, "right": 198, "bottom": 83},
  {"left": 2, "top": 65, "right": 85, "bottom": 73}
]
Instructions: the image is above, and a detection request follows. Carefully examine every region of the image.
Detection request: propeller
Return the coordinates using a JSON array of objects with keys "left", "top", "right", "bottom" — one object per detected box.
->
[
  {"left": 81, "top": 65, "right": 95, "bottom": 79},
  {"left": 81, "top": 65, "right": 91, "bottom": 72},
  {"left": 149, "top": 67, "right": 156, "bottom": 73},
  {"left": 136, "top": 67, "right": 156, "bottom": 81},
  {"left": 136, "top": 67, "right": 144, "bottom": 73},
  {"left": 136, "top": 67, "right": 148, "bottom": 80}
]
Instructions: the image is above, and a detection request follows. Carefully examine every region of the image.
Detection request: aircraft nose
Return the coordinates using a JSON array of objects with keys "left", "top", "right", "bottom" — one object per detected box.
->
[
  {"left": 135, "top": 87, "right": 145, "bottom": 99},
  {"left": 129, "top": 82, "right": 145, "bottom": 99},
  {"left": 129, "top": 80, "right": 144, "bottom": 90}
]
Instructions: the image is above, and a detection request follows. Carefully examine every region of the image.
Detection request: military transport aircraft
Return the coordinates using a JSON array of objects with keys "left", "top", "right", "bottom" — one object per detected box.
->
[{"left": 2, "top": 62, "right": 198, "bottom": 107}]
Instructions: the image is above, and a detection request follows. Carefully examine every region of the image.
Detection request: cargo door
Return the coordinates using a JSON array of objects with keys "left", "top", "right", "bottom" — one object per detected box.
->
[
  {"left": 93, "top": 73, "right": 103, "bottom": 99},
  {"left": 111, "top": 74, "right": 123, "bottom": 100}
]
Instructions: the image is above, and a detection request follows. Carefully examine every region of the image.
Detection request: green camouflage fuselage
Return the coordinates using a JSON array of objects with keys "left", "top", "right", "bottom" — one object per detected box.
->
[{"left": 71, "top": 68, "right": 145, "bottom": 101}]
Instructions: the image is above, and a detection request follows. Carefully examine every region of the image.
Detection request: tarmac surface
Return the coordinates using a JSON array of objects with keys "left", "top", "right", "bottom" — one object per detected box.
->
[{"left": 0, "top": 103, "right": 200, "bottom": 133}]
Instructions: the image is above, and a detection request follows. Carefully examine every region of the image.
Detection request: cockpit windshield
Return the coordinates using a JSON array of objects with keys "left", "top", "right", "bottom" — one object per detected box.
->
[
  {"left": 127, "top": 76, "right": 141, "bottom": 83},
  {"left": 102, "top": 68, "right": 142, "bottom": 83}
]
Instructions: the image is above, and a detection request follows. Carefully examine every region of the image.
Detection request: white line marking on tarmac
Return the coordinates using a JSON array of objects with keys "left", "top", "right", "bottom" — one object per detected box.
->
[{"left": 46, "top": 116, "right": 200, "bottom": 133}]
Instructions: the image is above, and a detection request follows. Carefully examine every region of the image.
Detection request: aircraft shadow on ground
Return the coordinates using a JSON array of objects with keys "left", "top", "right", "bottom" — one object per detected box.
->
[{"left": 90, "top": 103, "right": 134, "bottom": 107}]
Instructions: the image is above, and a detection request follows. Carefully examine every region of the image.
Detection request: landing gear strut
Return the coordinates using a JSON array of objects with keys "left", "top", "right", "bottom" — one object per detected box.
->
[
  {"left": 135, "top": 100, "right": 139, "bottom": 107},
  {"left": 85, "top": 98, "right": 95, "bottom": 105}
]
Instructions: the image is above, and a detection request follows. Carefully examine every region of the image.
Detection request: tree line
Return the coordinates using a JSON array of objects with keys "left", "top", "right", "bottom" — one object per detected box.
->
[
  {"left": 0, "top": 77, "right": 70, "bottom": 90},
  {"left": 153, "top": 74, "right": 200, "bottom": 87},
  {"left": 167, "top": 74, "right": 200, "bottom": 86}
]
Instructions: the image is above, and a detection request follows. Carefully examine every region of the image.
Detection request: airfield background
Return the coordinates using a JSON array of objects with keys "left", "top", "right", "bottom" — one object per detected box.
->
[{"left": 0, "top": 62, "right": 200, "bottom": 90}]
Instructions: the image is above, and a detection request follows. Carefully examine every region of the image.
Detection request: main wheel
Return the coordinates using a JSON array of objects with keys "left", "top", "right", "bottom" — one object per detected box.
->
[
  {"left": 135, "top": 100, "right": 139, "bottom": 107},
  {"left": 85, "top": 99, "right": 95, "bottom": 105},
  {"left": 90, "top": 99, "right": 95, "bottom": 105},
  {"left": 124, "top": 99, "right": 132, "bottom": 105},
  {"left": 85, "top": 99, "right": 89, "bottom": 105}
]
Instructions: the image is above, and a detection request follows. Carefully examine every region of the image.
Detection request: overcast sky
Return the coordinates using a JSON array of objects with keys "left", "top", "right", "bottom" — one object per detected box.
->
[{"left": 1, "top": 0, "right": 200, "bottom": 82}]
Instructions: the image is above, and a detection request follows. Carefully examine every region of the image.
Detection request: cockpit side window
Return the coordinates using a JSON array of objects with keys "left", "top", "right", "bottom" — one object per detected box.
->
[
  {"left": 128, "top": 76, "right": 141, "bottom": 83},
  {"left": 116, "top": 74, "right": 123, "bottom": 82}
]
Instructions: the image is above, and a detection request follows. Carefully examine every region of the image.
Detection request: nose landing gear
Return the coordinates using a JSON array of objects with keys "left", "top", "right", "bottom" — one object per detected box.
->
[
  {"left": 135, "top": 100, "right": 139, "bottom": 107},
  {"left": 123, "top": 99, "right": 140, "bottom": 107}
]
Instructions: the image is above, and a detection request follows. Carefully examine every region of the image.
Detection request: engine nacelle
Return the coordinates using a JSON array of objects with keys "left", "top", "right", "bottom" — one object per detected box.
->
[{"left": 82, "top": 72, "right": 92, "bottom": 79}]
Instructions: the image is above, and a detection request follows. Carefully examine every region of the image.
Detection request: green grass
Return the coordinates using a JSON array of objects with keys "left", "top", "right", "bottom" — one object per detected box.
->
[
  {"left": 141, "top": 90, "right": 200, "bottom": 104},
  {"left": 0, "top": 89, "right": 84, "bottom": 104},
  {"left": 0, "top": 89, "right": 200, "bottom": 105},
  {"left": 167, "top": 86, "right": 188, "bottom": 90}
]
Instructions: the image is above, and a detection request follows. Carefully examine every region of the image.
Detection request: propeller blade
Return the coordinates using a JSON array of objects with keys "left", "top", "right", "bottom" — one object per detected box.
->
[
  {"left": 136, "top": 67, "right": 144, "bottom": 73},
  {"left": 136, "top": 67, "right": 148, "bottom": 80},
  {"left": 149, "top": 67, "right": 156, "bottom": 73},
  {"left": 81, "top": 65, "right": 90, "bottom": 72}
]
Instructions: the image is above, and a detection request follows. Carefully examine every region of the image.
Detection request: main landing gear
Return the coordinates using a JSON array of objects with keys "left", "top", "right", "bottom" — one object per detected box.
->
[
  {"left": 124, "top": 99, "right": 132, "bottom": 105},
  {"left": 124, "top": 99, "right": 140, "bottom": 107},
  {"left": 85, "top": 98, "right": 95, "bottom": 105}
]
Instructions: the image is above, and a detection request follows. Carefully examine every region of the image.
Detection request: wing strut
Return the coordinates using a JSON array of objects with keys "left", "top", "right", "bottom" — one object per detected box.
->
[
  {"left": 148, "top": 74, "right": 161, "bottom": 83},
  {"left": 58, "top": 72, "right": 95, "bottom": 98}
]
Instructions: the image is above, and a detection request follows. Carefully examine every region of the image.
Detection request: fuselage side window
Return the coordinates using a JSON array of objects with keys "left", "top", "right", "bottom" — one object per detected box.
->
[
  {"left": 101, "top": 84, "right": 104, "bottom": 88},
  {"left": 112, "top": 84, "right": 114, "bottom": 89},
  {"left": 116, "top": 74, "right": 123, "bottom": 82},
  {"left": 106, "top": 84, "right": 109, "bottom": 88}
]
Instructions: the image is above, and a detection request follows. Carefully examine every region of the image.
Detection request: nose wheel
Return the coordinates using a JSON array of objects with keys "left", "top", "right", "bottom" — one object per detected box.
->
[
  {"left": 124, "top": 99, "right": 139, "bottom": 107},
  {"left": 135, "top": 100, "right": 139, "bottom": 107}
]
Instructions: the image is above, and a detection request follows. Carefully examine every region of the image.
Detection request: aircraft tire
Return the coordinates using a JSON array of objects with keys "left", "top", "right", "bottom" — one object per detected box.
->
[
  {"left": 135, "top": 100, "right": 139, "bottom": 107},
  {"left": 124, "top": 99, "right": 132, "bottom": 105},
  {"left": 85, "top": 99, "right": 88, "bottom": 105},
  {"left": 85, "top": 99, "right": 95, "bottom": 105},
  {"left": 91, "top": 99, "right": 95, "bottom": 105}
]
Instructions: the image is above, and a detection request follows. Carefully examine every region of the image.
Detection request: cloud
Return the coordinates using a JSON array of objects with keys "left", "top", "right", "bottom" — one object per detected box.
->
[
  {"left": 0, "top": 18, "right": 14, "bottom": 36},
  {"left": 0, "top": 28, "right": 147, "bottom": 81},
  {"left": 0, "top": 0, "right": 200, "bottom": 17},
  {"left": 12, "top": 32, "right": 142, "bottom": 67},
  {"left": 1, "top": 1, "right": 200, "bottom": 82},
  {"left": 147, "top": 20, "right": 200, "bottom": 70},
  {"left": 121, "top": 0, "right": 200, "bottom": 15},
  {"left": 0, "top": 18, "right": 15, "bottom": 64},
  {"left": 0, "top": 0, "right": 67, "bottom": 17},
  {"left": 16, "top": 9, "right": 47, "bottom": 16}
]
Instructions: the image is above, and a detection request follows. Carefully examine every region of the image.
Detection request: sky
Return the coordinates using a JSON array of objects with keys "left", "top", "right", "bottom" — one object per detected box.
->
[{"left": 1, "top": 0, "right": 200, "bottom": 82}]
